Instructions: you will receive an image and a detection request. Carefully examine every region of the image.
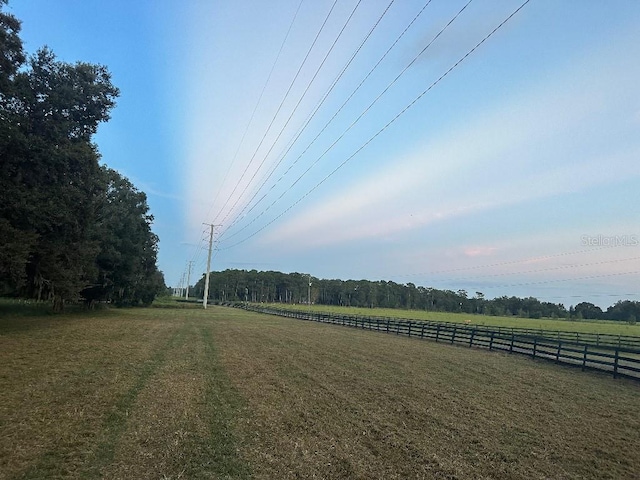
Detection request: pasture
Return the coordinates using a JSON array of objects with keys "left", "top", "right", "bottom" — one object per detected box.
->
[
  {"left": 269, "top": 303, "right": 640, "bottom": 336},
  {"left": 1, "top": 304, "right": 639, "bottom": 479}
]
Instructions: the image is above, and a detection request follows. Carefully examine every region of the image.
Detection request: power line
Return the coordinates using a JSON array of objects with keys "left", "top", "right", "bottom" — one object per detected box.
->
[
  {"left": 220, "top": 0, "right": 467, "bottom": 243},
  {"left": 445, "top": 256, "right": 640, "bottom": 282},
  {"left": 202, "top": 0, "right": 305, "bottom": 225},
  {"left": 480, "top": 270, "right": 640, "bottom": 289},
  {"left": 393, "top": 245, "right": 624, "bottom": 278},
  {"left": 219, "top": 0, "right": 531, "bottom": 249},
  {"left": 217, "top": 0, "right": 365, "bottom": 229},
  {"left": 211, "top": 0, "right": 340, "bottom": 226},
  {"left": 223, "top": 0, "right": 398, "bottom": 234},
  {"left": 220, "top": 0, "right": 453, "bottom": 241}
]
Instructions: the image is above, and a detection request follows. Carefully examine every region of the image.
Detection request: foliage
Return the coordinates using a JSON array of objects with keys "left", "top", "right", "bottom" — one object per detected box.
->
[
  {"left": 0, "top": 2, "right": 164, "bottom": 309},
  {"left": 80, "top": 167, "right": 164, "bottom": 306},
  {"left": 192, "top": 268, "right": 637, "bottom": 322}
]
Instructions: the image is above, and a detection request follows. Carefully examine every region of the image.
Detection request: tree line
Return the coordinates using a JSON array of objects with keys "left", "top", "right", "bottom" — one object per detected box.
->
[
  {"left": 0, "top": 2, "right": 164, "bottom": 310},
  {"left": 191, "top": 269, "right": 639, "bottom": 323}
]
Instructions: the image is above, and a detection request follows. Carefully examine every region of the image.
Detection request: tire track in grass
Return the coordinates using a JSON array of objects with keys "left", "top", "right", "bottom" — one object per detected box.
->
[
  {"left": 8, "top": 317, "right": 180, "bottom": 479},
  {"left": 195, "top": 324, "right": 251, "bottom": 479},
  {"left": 78, "top": 320, "right": 190, "bottom": 479}
]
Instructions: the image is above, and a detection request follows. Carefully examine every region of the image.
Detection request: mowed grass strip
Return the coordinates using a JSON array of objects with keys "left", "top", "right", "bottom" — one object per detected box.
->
[
  {"left": 0, "top": 308, "right": 249, "bottom": 480},
  {"left": 212, "top": 307, "right": 640, "bottom": 479}
]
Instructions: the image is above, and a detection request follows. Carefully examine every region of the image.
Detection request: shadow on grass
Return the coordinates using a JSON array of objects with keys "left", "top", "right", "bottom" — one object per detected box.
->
[{"left": 0, "top": 298, "right": 112, "bottom": 335}]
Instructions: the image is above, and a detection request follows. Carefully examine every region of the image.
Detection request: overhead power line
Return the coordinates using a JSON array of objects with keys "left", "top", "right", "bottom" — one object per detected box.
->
[
  {"left": 219, "top": 0, "right": 532, "bottom": 249},
  {"left": 481, "top": 270, "right": 640, "bottom": 289},
  {"left": 203, "top": 0, "right": 305, "bottom": 225},
  {"left": 219, "top": 0, "right": 469, "bottom": 243},
  {"left": 217, "top": 0, "right": 365, "bottom": 229},
  {"left": 211, "top": 0, "right": 340, "bottom": 226},
  {"left": 220, "top": 0, "right": 398, "bottom": 236},
  {"left": 441, "top": 256, "right": 640, "bottom": 282},
  {"left": 392, "top": 245, "right": 625, "bottom": 278}
]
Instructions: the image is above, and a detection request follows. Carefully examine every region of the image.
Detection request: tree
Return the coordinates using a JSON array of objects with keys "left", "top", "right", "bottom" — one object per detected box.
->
[
  {"left": 82, "top": 168, "right": 164, "bottom": 306},
  {"left": 1, "top": 2, "right": 163, "bottom": 309},
  {"left": 0, "top": 46, "right": 118, "bottom": 309},
  {"left": 573, "top": 302, "right": 603, "bottom": 320},
  {"left": 605, "top": 301, "right": 640, "bottom": 322}
]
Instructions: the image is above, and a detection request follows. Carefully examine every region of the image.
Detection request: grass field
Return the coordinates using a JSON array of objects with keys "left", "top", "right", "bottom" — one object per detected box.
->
[
  {"left": 1, "top": 304, "right": 639, "bottom": 479},
  {"left": 264, "top": 303, "right": 640, "bottom": 336}
]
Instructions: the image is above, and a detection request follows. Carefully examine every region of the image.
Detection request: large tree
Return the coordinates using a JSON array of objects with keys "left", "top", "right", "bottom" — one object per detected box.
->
[
  {"left": 1, "top": 1, "right": 163, "bottom": 309},
  {"left": 82, "top": 167, "right": 164, "bottom": 306}
]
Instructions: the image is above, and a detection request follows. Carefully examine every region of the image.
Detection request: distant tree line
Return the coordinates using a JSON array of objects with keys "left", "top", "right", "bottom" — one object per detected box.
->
[
  {"left": 0, "top": 2, "right": 165, "bottom": 310},
  {"left": 191, "top": 269, "right": 639, "bottom": 323}
]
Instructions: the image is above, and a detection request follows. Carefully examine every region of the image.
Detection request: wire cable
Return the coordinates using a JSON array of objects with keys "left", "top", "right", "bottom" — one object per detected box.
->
[
  {"left": 203, "top": 0, "right": 305, "bottom": 224},
  {"left": 211, "top": 0, "right": 340, "bottom": 225},
  {"left": 221, "top": 0, "right": 447, "bottom": 239},
  {"left": 221, "top": 0, "right": 422, "bottom": 236},
  {"left": 222, "top": 0, "right": 532, "bottom": 248},
  {"left": 217, "top": 0, "right": 365, "bottom": 229},
  {"left": 445, "top": 256, "right": 640, "bottom": 282}
]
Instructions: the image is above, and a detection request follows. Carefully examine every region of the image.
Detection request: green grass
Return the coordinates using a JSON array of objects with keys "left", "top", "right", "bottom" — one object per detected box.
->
[
  {"left": 263, "top": 303, "right": 640, "bottom": 336},
  {"left": 1, "top": 304, "right": 639, "bottom": 479},
  {"left": 0, "top": 307, "right": 249, "bottom": 479}
]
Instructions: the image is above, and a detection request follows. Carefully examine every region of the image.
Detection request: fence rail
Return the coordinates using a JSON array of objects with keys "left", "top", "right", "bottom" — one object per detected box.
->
[{"left": 239, "top": 305, "right": 640, "bottom": 381}]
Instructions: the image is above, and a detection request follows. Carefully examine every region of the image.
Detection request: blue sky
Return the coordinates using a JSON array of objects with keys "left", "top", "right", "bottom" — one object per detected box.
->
[{"left": 10, "top": 0, "right": 640, "bottom": 307}]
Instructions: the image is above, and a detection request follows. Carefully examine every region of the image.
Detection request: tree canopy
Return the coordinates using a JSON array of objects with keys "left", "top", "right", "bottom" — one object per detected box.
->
[
  {"left": 0, "top": 2, "right": 164, "bottom": 309},
  {"left": 190, "top": 269, "right": 638, "bottom": 322}
]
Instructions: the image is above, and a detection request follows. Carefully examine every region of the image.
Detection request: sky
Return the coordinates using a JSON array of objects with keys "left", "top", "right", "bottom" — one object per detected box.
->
[{"left": 9, "top": 0, "right": 640, "bottom": 308}]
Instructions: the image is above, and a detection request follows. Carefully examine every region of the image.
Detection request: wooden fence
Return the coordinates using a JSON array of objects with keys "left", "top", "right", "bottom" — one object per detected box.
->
[{"left": 240, "top": 305, "right": 640, "bottom": 381}]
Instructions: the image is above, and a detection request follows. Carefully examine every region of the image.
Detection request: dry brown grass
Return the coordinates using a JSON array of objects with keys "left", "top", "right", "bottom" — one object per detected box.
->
[
  {"left": 213, "top": 308, "right": 640, "bottom": 479},
  {"left": 0, "top": 308, "right": 247, "bottom": 480},
  {"left": 1, "top": 305, "right": 639, "bottom": 479}
]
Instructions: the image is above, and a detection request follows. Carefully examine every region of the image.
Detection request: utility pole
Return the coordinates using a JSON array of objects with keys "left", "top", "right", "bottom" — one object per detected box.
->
[
  {"left": 178, "top": 272, "right": 185, "bottom": 298},
  {"left": 202, "top": 223, "right": 221, "bottom": 309},
  {"left": 185, "top": 261, "right": 194, "bottom": 300}
]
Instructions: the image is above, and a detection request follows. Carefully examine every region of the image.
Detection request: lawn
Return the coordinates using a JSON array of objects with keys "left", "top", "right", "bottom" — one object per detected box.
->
[
  {"left": 1, "top": 304, "right": 639, "bottom": 479},
  {"left": 264, "top": 303, "right": 640, "bottom": 336}
]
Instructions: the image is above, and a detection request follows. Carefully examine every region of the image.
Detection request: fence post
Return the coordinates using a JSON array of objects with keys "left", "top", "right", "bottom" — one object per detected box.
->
[
  {"left": 556, "top": 342, "right": 562, "bottom": 364},
  {"left": 386, "top": 319, "right": 390, "bottom": 333},
  {"left": 532, "top": 338, "right": 537, "bottom": 359},
  {"left": 613, "top": 349, "right": 619, "bottom": 379},
  {"left": 420, "top": 323, "right": 426, "bottom": 339},
  {"left": 510, "top": 334, "right": 514, "bottom": 354},
  {"left": 408, "top": 322, "right": 412, "bottom": 338},
  {"left": 451, "top": 326, "right": 457, "bottom": 344},
  {"left": 582, "top": 345, "right": 588, "bottom": 371},
  {"left": 489, "top": 331, "right": 494, "bottom": 350},
  {"left": 469, "top": 329, "right": 475, "bottom": 348},
  {"left": 435, "top": 325, "right": 440, "bottom": 342}
]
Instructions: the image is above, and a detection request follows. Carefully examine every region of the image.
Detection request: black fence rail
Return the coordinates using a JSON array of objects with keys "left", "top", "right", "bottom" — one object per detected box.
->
[
  {"left": 240, "top": 305, "right": 640, "bottom": 381},
  {"left": 238, "top": 305, "right": 640, "bottom": 351}
]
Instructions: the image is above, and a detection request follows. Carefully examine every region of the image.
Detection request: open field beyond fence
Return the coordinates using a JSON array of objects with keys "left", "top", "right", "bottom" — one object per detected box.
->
[
  {"left": 244, "top": 305, "right": 640, "bottom": 380},
  {"left": 263, "top": 303, "right": 640, "bottom": 336},
  {"left": 1, "top": 304, "right": 639, "bottom": 479}
]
